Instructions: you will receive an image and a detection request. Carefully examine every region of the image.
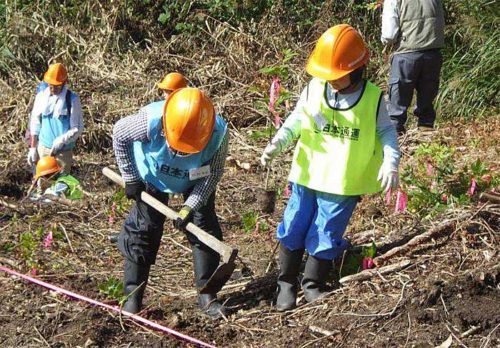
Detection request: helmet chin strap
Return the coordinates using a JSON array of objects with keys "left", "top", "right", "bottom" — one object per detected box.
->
[
  {"left": 337, "top": 83, "right": 354, "bottom": 93},
  {"left": 331, "top": 80, "right": 361, "bottom": 94},
  {"left": 169, "top": 147, "right": 191, "bottom": 159},
  {"left": 334, "top": 66, "right": 365, "bottom": 93}
]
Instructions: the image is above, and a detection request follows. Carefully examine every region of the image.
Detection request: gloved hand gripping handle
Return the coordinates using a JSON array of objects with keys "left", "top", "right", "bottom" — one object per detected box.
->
[{"left": 102, "top": 167, "right": 236, "bottom": 264}]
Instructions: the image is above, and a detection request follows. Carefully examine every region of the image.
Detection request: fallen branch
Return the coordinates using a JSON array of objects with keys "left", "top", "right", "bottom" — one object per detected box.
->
[
  {"left": 0, "top": 198, "right": 27, "bottom": 214},
  {"left": 479, "top": 192, "right": 500, "bottom": 204},
  {"left": 265, "top": 241, "right": 279, "bottom": 274},
  {"left": 59, "top": 223, "right": 75, "bottom": 253},
  {"left": 42, "top": 194, "right": 82, "bottom": 208},
  {"left": 339, "top": 259, "right": 411, "bottom": 284},
  {"left": 373, "top": 213, "right": 472, "bottom": 267},
  {"left": 308, "top": 325, "right": 339, "bottom": 336},
  {"left": 349, "top": 229, "right": 377, "bottom": 245},
  {"left": 0, "top": 198, "right": 19, "bottom": 210},
  {"left": 20, "top": 178, "right": 39, "bottom": 203},
  {"left": 0, "top": 256, "right": 17, "bottom": 267}
]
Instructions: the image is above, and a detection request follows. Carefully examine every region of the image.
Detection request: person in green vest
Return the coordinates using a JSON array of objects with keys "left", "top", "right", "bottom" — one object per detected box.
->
[
  {"left": 260, "top": 24, "right": 401, "bottom": 311},
  {"left": 32, "top": 156, "right": 83, "bottom": 201}
]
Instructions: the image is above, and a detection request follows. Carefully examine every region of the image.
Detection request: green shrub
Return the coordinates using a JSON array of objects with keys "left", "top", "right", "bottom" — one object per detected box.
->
[
  {"left": 401, "top": 143, "right": 497, "bottom": 217},
  {"left": 242, "top": 210, "right": 258, "bottom": 233}
]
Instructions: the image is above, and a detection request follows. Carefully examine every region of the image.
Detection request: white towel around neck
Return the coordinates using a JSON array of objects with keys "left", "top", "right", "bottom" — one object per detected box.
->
[{"left": 34, "top": 84, "right": 69, "bottom": 119}]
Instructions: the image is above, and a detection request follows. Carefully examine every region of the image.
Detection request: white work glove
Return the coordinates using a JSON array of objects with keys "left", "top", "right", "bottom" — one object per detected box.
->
[
  {"left": 377, "top": 162, "right": 399, "bottom": 193},
  {"left": 51, "top": 135, "right": 67, "bottom": 155},
  {"left": 27, "top": 147, "right": 38, "bottom": 166},
  {"left": 260, "top": 142, "right": 281, "bottom": 168},
  {"left": 51, "top": 128, "right": 79, "bottom": 155}
]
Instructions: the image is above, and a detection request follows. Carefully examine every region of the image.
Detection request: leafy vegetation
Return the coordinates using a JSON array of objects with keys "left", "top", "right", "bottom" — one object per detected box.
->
[
  {"left": 18, "top": 231, "right": 37, "bottom": 269},
  {"left": 401, "top": 143, "right": 498, "bottom": 218},
  {"left": 107, "top": 188, "right": 131, "bottom": 216},
  {"left": 436, "top": 1, "right": 500, "bottom": 119},
  {"left": 242, "top": 210, "right": 258, "bottom": 233},
  {"left": 98, "top": 277, "right": 126, "bottom": 303}
]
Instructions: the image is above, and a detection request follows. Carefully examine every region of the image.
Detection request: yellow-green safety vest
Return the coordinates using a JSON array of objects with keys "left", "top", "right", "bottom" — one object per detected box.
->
[
  {"left": 288, "top": 78, "right": 383, "bottom": 195},
  {"left": 56, "top": 174, "right": 83, "bottom": 200}
]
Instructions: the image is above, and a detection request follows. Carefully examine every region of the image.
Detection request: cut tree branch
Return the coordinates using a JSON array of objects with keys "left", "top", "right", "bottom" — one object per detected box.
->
[
  {"left": 479, "top": 192, "right": 500, "bottom": 204},
  {"left": 339, "top": 259, "right": 411, "bottom": 284},
  {"left": 373, "top": 213, "right": 472, "bottom": 267}
]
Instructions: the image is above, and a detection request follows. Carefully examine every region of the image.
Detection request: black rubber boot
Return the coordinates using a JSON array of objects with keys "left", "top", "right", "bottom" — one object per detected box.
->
[
  {"left": 192, "top": 246, "right": 226, "bottom": 319},
  {"left": 301, "top": 255, "right": 331, "bottom": 303},
  {"left": 276, "top": 244, "right": 304, "bottom": 311},
  {"left": 122, "top": 259, "right": 150, "bottom": 314}
]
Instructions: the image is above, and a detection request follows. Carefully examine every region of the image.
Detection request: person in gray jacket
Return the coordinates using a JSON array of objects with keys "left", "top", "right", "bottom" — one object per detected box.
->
[{"left": 381, "top": 0, "right": 445, "bottom": 134}]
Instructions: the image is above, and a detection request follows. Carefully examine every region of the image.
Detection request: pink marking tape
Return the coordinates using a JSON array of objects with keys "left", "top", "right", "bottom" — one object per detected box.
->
[
  {"left": 0, "top": 266, "right": 216, "bottom": 348},
  {"left": 268, "top": 77, "right": 281, "bottom": 128}
]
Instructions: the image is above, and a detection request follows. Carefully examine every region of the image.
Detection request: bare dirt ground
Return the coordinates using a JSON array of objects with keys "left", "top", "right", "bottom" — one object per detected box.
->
[{"left": 0, "top": 117, "right": 499, "bottom": 347}]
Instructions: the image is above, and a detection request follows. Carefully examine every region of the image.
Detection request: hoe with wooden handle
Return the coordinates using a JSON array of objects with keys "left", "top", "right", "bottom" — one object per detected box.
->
[{"left": 102, "top": 167, "right": 238, "bottom": 294}]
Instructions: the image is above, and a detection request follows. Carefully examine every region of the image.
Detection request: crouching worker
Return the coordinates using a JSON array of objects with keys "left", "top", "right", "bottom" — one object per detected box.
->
[
  {"left": 112, "top": 88, "right": 229, "bottom": 319},
  {"left": 32, "top": 156, "right": 83, "bottom": 201},
  {"left": 260, "top": 25, "right": 401, "bottom": 311}
]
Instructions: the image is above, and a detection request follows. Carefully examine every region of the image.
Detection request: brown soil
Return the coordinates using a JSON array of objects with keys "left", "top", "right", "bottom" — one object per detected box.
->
[{"left": 1, "top": 119, "right": 499, "bottom": 347}]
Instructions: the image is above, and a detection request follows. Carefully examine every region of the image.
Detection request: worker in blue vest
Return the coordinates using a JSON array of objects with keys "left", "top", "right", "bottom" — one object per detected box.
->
[
  {"left": 113, "top": 88, "right": 229, "bottom": 319},
  {"left": 261, "top": 25, "right": 401, "bottom": 311},
  {"left": 27, "top": 63, "right": 84, "bottom": 172}
]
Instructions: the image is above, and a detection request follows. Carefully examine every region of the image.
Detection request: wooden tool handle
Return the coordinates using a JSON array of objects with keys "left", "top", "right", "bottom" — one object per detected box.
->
[{"left": 102, "top": 167, "right": 235, "bottom": 262}]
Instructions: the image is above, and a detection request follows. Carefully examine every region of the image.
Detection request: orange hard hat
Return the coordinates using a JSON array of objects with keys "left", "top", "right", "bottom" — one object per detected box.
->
[
  {"left": 306, "top": 24, "right": 369, "bottom": 81},
  {"left": 43, "top": 63, "right": 68, "bottom": 86},
  {"left": 35, "top": 156, "right": 62, "bottom": 179},
  {"left": 157, "top": 72, "right": 188, "bottom": 91},
  {"left": 163, "top": 87, "right": 215, "bottom": 154}
]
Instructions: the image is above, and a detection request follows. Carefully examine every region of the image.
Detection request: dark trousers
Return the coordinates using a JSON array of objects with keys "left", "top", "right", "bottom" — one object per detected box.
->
[
  {"left": 117, "top": 187, "right": 223, "bottom": 280},
  {"left": 388, "top": 50, "right": 443, "bottom": 130}
]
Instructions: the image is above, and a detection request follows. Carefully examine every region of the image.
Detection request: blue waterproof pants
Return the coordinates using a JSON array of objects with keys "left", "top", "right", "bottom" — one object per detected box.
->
[{"left": 277, "top": 183, "right": 359, "bottom": 261}]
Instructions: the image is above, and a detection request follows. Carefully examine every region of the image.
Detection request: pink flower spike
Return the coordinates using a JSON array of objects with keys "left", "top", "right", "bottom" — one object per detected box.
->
[
  {"left": 385, "top": 188, "right": 392, "bottom": 205},
  {"left": 269, "top": 77, "right": 281, "bottom": 128},
  {"left": 43, "top": 231, "right": 53, "bottom": 249},
  {"left": 430, "top": 180, "right": 437, "bottom": 192},
  {"left": 31, "top": 267, "right": 37, "bottom": 276},
  {"left": 268, "top": 77, "right": 281, "bottom": 111},
  {"left": 108, "top": 202, "right": 117, "bottom": 224},
  {"left": 467, "top": 178, "right": 477, "bottom": 196},
  {"left": 395, "top": 190, "right": 408, "bottom": 213},
  {"left": 273, "top": 112, "right": 281, "bottom": 129},
  {"left": 426, "top": 161, "right": 434, "bottom": 176},
  {"left": 441, "top": 194, "right": 448, "bottom": 204},
  {"left": 284, "top": 183, "right": 291, "bottom": 198},
  {"left": 362, "top": 257, "right": 375, "bottom": 270}
]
